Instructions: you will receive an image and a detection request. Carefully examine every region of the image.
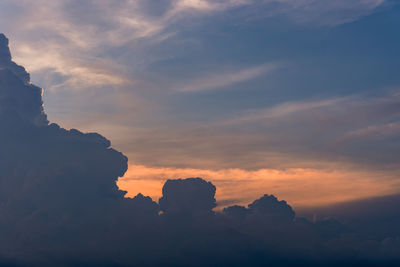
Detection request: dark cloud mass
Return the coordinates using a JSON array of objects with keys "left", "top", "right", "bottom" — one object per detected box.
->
[
  {"left": 1, "top": 33, "right": 400, "bottom": 266},
  {"left": 159, "top": 178, "right": 216, "bottom": 215}
]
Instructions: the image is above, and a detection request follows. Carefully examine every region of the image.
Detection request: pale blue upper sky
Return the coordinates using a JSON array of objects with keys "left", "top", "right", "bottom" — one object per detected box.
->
[{"left": 1, "top": 0, "right": 399, "bottom": 172}]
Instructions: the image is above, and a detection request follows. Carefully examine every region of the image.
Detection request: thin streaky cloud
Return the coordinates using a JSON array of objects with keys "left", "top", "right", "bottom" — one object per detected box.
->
[
  {"left": 342, "top": 121, "right": 400, "bottom": 139},
  {"left": 217, "top": 97, "right": 350, "bottom": 126},
  {"left": 2, "top": 0, "right": 385, "bottom": 92},
  {"left": 177, "top": 63, "right": 281, "bottom": 92},
  {"left": 219, "top": 92, "right": 400, "bottom": 126}
]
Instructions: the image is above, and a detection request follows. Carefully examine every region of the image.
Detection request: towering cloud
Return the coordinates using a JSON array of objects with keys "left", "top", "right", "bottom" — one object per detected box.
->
[
  {"left": 0, "top": 33, "right": 131, "bottom": 263},
  {"left": 0, "top": 34, "right": 46, "bottom": 125},
  {"left": 0, "top": 33, "right": 400, "bottom": 266}
]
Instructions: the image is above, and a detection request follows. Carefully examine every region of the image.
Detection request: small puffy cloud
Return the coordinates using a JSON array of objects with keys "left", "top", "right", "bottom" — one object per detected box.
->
[
  {"left": 223, "top": 194, "right": 295, "bottom": 224},
  {"left": 159, "top": 177, "right": 217, "bottom": 214},
  {"left": 119, "top": 163, "right": 400, "bottom": 209},
  {"left": 223, "top": 205, "right": 249, "bottom": 220},
  {"left": 248, "top": 194, "right": 295, "bottom": 223}
]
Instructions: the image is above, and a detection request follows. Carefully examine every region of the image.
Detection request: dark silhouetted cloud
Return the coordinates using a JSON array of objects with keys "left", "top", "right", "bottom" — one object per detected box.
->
[
  {"left": 159, "top": 177, "right": 216, "bottom": 215},
  {"left": 1, "top": 33, "right": 400, "bottom": 266},
  {"left": 248, "top": 194, "right": 295, "bottom": 223}
]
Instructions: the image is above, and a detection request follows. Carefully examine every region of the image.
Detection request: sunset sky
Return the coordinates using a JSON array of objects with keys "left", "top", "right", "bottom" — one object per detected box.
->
[{"left": 1, "top": 0, "right": 400, "bottom": 208}]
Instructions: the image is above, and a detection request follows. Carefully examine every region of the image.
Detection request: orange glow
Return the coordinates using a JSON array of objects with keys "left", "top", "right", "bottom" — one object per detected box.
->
[{"left": 117, "top": 164, "right": 400, "bottom": 209}]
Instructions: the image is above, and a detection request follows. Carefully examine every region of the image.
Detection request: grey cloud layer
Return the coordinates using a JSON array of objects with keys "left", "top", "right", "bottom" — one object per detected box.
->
[
  {"left": 0, "top": 0, "right": 385, "bottom": 89},
  {"left": 0, "top": 0, "right": 392, "bottom": 174},
  {"left": 4, "top": 34, "right": 400, "bottom": 265},
  {"left": 124, "top": 93, "right": 400, "bottom": 171}
]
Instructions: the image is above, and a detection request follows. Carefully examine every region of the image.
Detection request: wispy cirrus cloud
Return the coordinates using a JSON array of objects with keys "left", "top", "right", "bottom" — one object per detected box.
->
[
  {"left": 1, "top": 0, "right": 386, "bottom": 90},
  {"left": 268, "top": 0, "right": 386, "bottom": 26},
  {"left": 346, "top": 122, "right": 400, "bottom": 138},
  {"left": 120, "top": 91, "right": 400, "bottom": 171},
  {"left": 176, "top": 63, "right": 280, "bottom": 92},
  {"left": 0, "top": 0, "right": 392, "bottom": 173}
]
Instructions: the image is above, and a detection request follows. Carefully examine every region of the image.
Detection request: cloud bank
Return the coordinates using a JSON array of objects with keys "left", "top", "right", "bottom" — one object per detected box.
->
[
  {"left": 1, "top": 33, "right": 400, "bottom": 266},
  {"left": 119, "top": 164, "right": 400, "bottom": 208},
  {"left": 0, "top": 0, "right": 395, "bottom": 180}
]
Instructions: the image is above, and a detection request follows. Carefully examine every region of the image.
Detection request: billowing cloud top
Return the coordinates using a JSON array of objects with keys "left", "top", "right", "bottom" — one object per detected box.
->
[
  {"left": 1, "top": 34, "right": 400, "bottom": 266},
  {"left": 1, "top": 0, "right": 398, "bottom": 178},
  {"left": 0, "top": 34, "right": 47, "bottom": 126}
]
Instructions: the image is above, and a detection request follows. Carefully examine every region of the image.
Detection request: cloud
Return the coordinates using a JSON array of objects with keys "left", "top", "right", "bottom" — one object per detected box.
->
[
  {"left": 177, "top": 63, "right": 280, "bottom": 92},
  {"left": 342, "top": 121, "right": 400, "bottom": 140},
  {"left": 119, "top": 164, "right": 400, "bottom": 209},
  {"left": 221, "top": 97, "right": 347, "bottom": 123},
  {"left": 247, "top": 194, "right": 295, "bottom": 223},
  {"left": 222, "top": 93, "right": 400, "bottom": 169},
  {"left": 120, "top": 92, "right": 400, "bottom": 171},
  {"left": 12, "top": 40, "right": 129, "bottom": 91},
  {"left": 0, "top": 0, "right": 390, "bottom": 173},
  {"left": 0, "top": 34, "right": 47, "bottom": 125},
  {"left": 299, "top": 193, "right": 400, "bottom": 240},
  {"left": 159, "top": 178, "right": 217, "bottom": 214},
  {"left": 267, "top": 0, "right": 386, "bottom": 26},
  {"left": 0, "top": 34, "right": 132, "bottom": 262},
  {"left": 1, "top": 6, "right": 400, "bottom": 264},
  {"left": 0, "top": 0, "right": 385, "bottom": 92}
]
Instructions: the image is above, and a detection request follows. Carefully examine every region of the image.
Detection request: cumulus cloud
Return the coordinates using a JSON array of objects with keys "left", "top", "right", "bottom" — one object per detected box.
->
[
  {"left": 0, "top": 0, "right": 391, "bottom": 178},
  {"left": 159, "top": 178, "right": 216, "bottom": 214},
  {"left": 0, "top": 34, "right": 47, "bottom": 125},
  {"left": 1, "top": 31, "right": 400, "bottom": 265},
  {"left": 119, "top": 164, "right": 400, "bottom": 209},
  {"left": 248, "top": 194, "right": 295, "bottom": 223}
]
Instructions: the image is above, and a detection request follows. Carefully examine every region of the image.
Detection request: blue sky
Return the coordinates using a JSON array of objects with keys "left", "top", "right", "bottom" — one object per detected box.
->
[{"left": 1, "top": 0, "right": 399, "bottom": 206}]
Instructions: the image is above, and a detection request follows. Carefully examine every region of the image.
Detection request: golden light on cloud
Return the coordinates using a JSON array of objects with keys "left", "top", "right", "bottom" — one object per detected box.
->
[{"left": 118, "top": 164, "right": 400, "bottom": 210}]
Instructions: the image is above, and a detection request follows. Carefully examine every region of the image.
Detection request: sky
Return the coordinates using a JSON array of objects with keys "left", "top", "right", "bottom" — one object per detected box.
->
[{"left": 1, "top": 0, "right": 400, "bottom": 208}]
